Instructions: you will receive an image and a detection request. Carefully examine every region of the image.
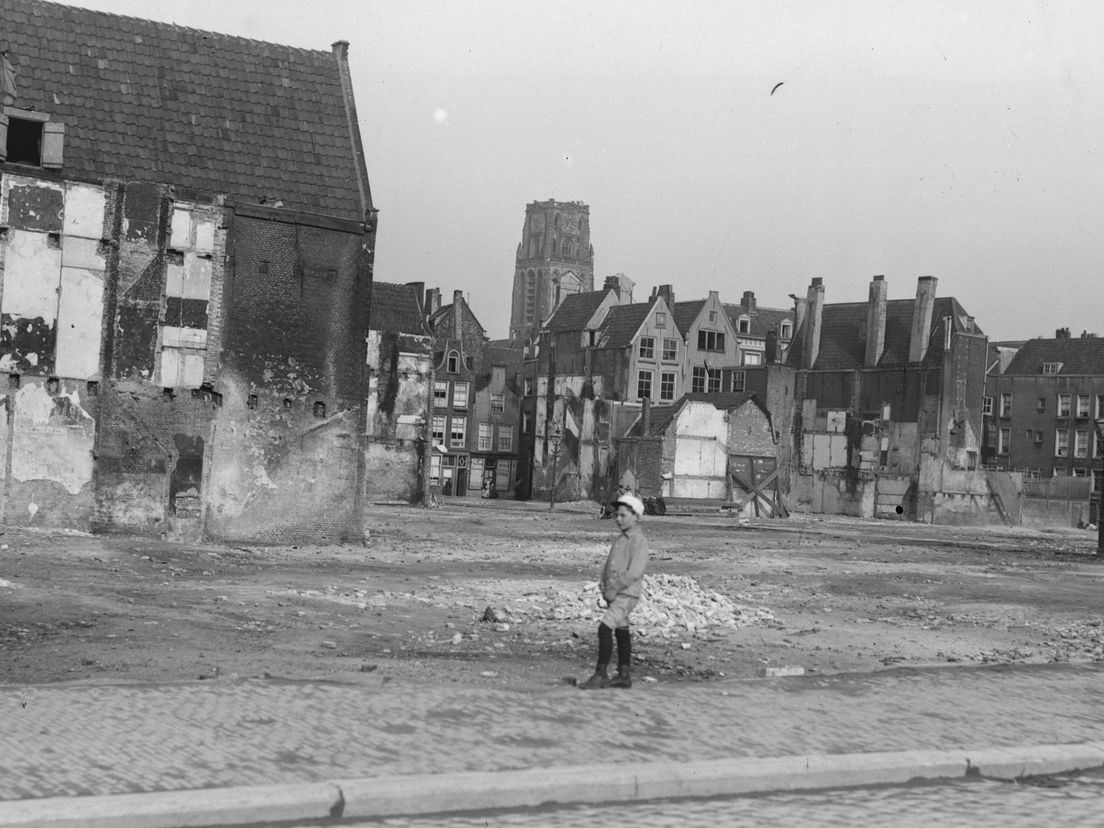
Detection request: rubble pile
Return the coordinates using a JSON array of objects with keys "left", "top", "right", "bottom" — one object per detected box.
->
[
  {"left": 1042, "top": 619, "right": 1104, "bottom": 662},
  {"left": 534, "top": 573, "right": 775, "bottom": 639}
]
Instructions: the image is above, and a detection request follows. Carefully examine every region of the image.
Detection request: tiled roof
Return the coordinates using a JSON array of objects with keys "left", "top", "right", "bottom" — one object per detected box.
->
[
  {"left": 1003, "top": 337, "right": 1104, "bottom": 375},
  {"left": 723, "top": 304, "right": 795, "bottom": 340},
  {"left": 672, "top": 301, "right": 706, "bottom": 336},
  {"left": 427, "top": 302, "right": 486, "bottom": 337},
  {"left": 545, "top": 290, "right": 611, "bottom": 332},
  {"left": 626, "top": 404, "right": 678, "bottom": 437},
  {"left": 785, "top": 297, "right": 979, "bottom": 370},
  {"left": 681, "top": 392, "right": 763, "bottom": 412},
  {"left": 0, "top": 0, "right": 368, "bottom": 221},
  {"left": 368, "top": 283, "right": 428, "bottom": 335},
  {"left": 598, "top": 302, "right": 653, "bottom": 349},
  {"left": 482, "top": 339, "right": 524, "bottom": 370}
]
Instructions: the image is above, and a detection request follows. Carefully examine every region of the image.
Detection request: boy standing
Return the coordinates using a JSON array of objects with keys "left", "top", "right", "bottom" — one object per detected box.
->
[{"left": 581, "top": 492, "right": 650, "bottom": 689}]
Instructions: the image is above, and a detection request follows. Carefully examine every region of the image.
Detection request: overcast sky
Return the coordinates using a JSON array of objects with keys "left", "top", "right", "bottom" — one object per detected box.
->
[{"left": 65, "top": 1, "right": 1104, "bottom": 341}]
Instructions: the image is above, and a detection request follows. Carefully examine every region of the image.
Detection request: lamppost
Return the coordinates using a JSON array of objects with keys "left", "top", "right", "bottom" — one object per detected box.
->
[
  {"left": 1095, "top": 417, "right": 1104, "bottom": 555},
  {"left": 548, "top": 421, "right": 563, "bottom": 513}
]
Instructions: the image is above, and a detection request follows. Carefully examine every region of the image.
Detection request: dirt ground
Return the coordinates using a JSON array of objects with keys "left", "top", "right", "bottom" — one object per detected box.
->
[{"left": 2, "top": 500, "right": 1104, "bottom": 689}]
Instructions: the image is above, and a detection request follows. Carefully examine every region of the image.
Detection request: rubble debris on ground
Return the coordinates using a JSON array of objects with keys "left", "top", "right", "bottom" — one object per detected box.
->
[{"left": 509, "top": 573, "right": 776, "bottom": 639}]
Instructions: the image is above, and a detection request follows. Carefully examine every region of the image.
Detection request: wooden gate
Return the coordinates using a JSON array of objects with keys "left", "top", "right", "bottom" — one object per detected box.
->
[{"left": 728, "top": 455, "right": 788, "bottom": 518}]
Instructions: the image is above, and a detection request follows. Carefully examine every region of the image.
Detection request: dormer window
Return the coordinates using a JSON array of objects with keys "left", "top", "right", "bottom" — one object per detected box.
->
[
  {"left": 738, "top": 317, "right": 750, "bottom": 334},
  {"left": 780, "top": 322, "right": 792, "bottom": 340},
  {"left": 1042, "top": 362, "right": 1063, "bottom": 375},
  {"left": 1, "top": 108, "right": 64, "bottom": 168},
  {"left": 446, "top": 350, "right": 460, "bottom": 373}
]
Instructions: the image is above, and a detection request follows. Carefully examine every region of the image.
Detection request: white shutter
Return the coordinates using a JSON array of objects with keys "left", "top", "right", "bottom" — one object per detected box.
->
[{"left": 41, "top": 121, "right": 65, "bottom": 168}]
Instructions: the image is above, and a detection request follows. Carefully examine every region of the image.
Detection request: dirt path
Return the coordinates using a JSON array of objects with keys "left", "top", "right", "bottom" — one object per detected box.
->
[{"left": 1, "top": 503, "right": 1102, "bottom": 688}]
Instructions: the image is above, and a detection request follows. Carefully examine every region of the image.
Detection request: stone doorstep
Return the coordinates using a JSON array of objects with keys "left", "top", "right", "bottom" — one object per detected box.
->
[{"left": 3, "top": 743, "right": 1104, "bottom": 827}]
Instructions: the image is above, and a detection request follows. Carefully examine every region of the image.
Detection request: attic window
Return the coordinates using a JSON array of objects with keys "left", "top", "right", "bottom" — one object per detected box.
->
[
  {"left": 738, "top": 317, "right": 750, "bottom": 334},
  {"left": 1, "top": 109, "right": 64, "bottom": 168},
  {"left": 1042, "top": 362, "right": 1063, "bottom": 375}
]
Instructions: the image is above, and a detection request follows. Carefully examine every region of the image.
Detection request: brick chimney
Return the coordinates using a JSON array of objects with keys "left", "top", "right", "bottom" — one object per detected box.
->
[
  {"left": 864, "top": 275, "right": 887, "bottom": 367},
  {"left": 908, "top": 276, "right": 938, "bottom": 363},
  {"left": 765, "top": 329, "right": 778, "bottom": 364},
  {"left": 453, "top": 289, "right": 464, "bottom": 341},
  {"left": 424, "top": 288, "right": 441, "bottom": 317},
  {"left": 655, "top": 284, "right": 675, "bottom": 309},
  {"left": 1056, "top": 327, "right": 1071, "bottom": 339},
  {"left": 802, "top": 278, "right": 825, "bottom": 369},
  {"left": 741, "top": 290, "right": 756, "bottom": 314}
]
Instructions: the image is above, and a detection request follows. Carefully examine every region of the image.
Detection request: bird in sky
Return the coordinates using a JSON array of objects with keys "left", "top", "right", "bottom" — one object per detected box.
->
[{"left": 770, "top": 82, "right": 784, "bottom": 96}]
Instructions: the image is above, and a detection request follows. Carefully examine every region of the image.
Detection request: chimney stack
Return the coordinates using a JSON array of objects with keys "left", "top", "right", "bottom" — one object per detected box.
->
[
  {"left": 765, "top": 329, "right": 779, "bottom": 364},
  {"left": 453, "top": 289, "right": 464, "bottom": 341},
  {"left": 803, "top": 278, "right": 825, "bottom": 369},
  {"left": 908, "top": 276, "right": 938, "bottom": 363},
  {"left": 424, "top": 288, "right": 441, "bottom": 317},
  {"left": 864, "top": 275, "right": 887, "bottom": 367},
  {"left": 741, "top": 290, "right": 757, "bottom": 314},
  {"left": 655, "top": 284, "right": 675, "bottom": 309},
  {"left": 1056, "top": 327, "right": 1071, "bottom": 339}
]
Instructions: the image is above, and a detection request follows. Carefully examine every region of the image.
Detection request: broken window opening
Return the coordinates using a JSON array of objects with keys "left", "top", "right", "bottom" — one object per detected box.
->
[
  {"left": 247, "top": 394, "right": 258, "bottom": 410},
  {"left": 45, "top": 377, "right": 59, "bottom": 394},
  {"left": 313, "top": 401, "right": 326, "bottom": 418},
  {"left": 162, "top": 387, "right": 176, "bottom": 400},
  {"left": 5, "top": 116, "right": 42, "bottom": 165},
  {"left": 86, "top": 380, "right": 99, "bottom": 397}
]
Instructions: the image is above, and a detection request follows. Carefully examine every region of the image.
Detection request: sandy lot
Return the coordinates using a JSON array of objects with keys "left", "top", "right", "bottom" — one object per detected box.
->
[{"left": 1, "top": 501, "right": 1103, "bottom": 688}]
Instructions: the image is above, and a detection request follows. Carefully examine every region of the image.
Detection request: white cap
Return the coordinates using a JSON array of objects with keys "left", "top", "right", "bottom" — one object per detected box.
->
[{"left": 613, "top": 493, "right": 645, "bottom": 516}]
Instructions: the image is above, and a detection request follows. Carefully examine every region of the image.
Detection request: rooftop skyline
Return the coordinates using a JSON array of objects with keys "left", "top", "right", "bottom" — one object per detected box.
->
[{"left": 57, "top": 0, "right": 1104, "bottom": 342}]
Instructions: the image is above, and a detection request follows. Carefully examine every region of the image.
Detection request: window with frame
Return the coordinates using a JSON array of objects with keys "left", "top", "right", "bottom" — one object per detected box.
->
[
  {"left": 446, "top": 350, "right": 460, "bottom": 373},
  {"left": 742, "top": 351, "right": 762, "bottom": 366},
  {"left": 498, "top": 427, "right": 514, "bottom": 452},
  {"left": 708, "top": 311, "right": 716, "bottom": 322},
  {"left": 1058, "top": 394, "right": 1071, "bottom": 416},
  {"left": 1056, "top": 429, "right": 1069, "bottom": 457},
  {"left": 429, "top": 454, "right": 442, "bottom": 484},
  {"left": 692, "top": 366, "right": 721, "bottom": 393},
  {"left": 452, "top": 382, "right": 469, "bottom": 409},
  {"left": 1054, "top": 466, "right": 1068, "bottom": 477},
  {"left": 985, "top": 427, "right": 997, "bottom": 448},
  {"left": 431, "top": 415, "right": 446, "bottom": 442},
  {"left": 780, "top": 322, "right": 792, "bottom": 340},
  {"left": 659, "top": 372, "right": 676, "bottom": 402},
  {"left": 697, "top": 330, "right": 725, "bottom": 352},
  {"left": 999, "top": 393, "right": 1012, "bottom": 417},
  {"left": 449, "top": 417, "right": 466, "bottom": 447},
  {"left": 524, "top": 378, "right": 533, "bottom": 397},
  {"left": 738, "top": 318, "right": 750, "bottom": 334},
  {"left": 1098, "top": 395, "right": 1104, "bottom": 418},
  {"left": 1077, "top": 395, "right": 1090, "bottom": 417},
  {"left": 1075, "top": 430, "right": 1089, "bottom": 458},
  {"left": 478, "top": 422, "right": 493, "bottom": 450},
  {"left": 637, "top": 370, "right": 653, "bottom": 400},
  {"left": 490, "top": 392, "right": 504, "bottom": 413},
  {"left": 1042, "top": 362, "right": 1063, "bottom": 374},
  {"left": 433, "top": 381, "right": 449, "bottom": 407},
  {"left": 655, "top": 312, "right": 666, "bottom": 328},
  {"left": 3, "top": 109, "right": 65, "bottom": 168},
  {"left": 998, "top": 427, "right": 1010, "bottom": 455},
  {"left": 1037, "top": 397, "right": 1046, "bottom": 412},
  {"left": 638, "top": 336, "right": 655, "bottom": 360},
  {"left": 522, "top": 411, "right": 533, "bottom": 433},
  {"left": 1072, "top": 466, "right": 1088, "bottom": 478},
  {"left": 982, "top": 396, "right": 993, "bottom": 416},
  {"left": 662, "top": 338, "right": 678, "bottom": 361},
  {"left": 731, "top": 371, "right": 746, "bottom": 392}
]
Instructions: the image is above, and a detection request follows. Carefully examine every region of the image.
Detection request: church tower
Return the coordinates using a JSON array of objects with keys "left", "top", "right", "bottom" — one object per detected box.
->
[{"left": 509, "top": 200, "right": 594, "bottom": 342}]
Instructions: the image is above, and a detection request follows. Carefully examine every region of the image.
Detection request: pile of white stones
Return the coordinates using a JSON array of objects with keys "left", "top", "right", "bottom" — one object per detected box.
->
[{"left": 537, "top": 573, "right": 775, "bottom": 639}]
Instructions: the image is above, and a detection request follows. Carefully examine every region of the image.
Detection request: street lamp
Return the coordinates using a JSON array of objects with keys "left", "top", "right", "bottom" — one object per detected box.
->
[
  {"left": 1095, "top": 417, "right": 1104, "bottom": 555},
  {"left": 548, "top": 422, "right": 563, "bottom": 513}
]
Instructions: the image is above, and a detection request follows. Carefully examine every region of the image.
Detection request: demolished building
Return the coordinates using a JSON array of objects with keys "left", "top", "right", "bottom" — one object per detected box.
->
[{"left": 0, "top": 0, "right": 377, "bottom": 541}]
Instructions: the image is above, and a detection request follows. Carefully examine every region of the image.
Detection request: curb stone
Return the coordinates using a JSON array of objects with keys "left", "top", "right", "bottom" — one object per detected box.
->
[{"left": 3, "top": 743, "right": 1104, "bottom": 827}]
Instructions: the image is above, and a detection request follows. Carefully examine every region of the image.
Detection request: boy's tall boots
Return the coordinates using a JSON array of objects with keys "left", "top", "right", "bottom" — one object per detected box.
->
[
  {"left": 581, "top": 623, "right": 614, "bottom": 689},
  {"left": 609, "top": 626, "right": 632, "bottom": 688},
  {"left": 580, "top": 664, "right": 609, "bottom": 690}
]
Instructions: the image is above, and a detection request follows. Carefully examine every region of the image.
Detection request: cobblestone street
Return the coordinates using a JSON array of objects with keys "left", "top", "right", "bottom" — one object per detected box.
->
[{"left": 4, "top": 662, "right": 1104, "bottom": 802}]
